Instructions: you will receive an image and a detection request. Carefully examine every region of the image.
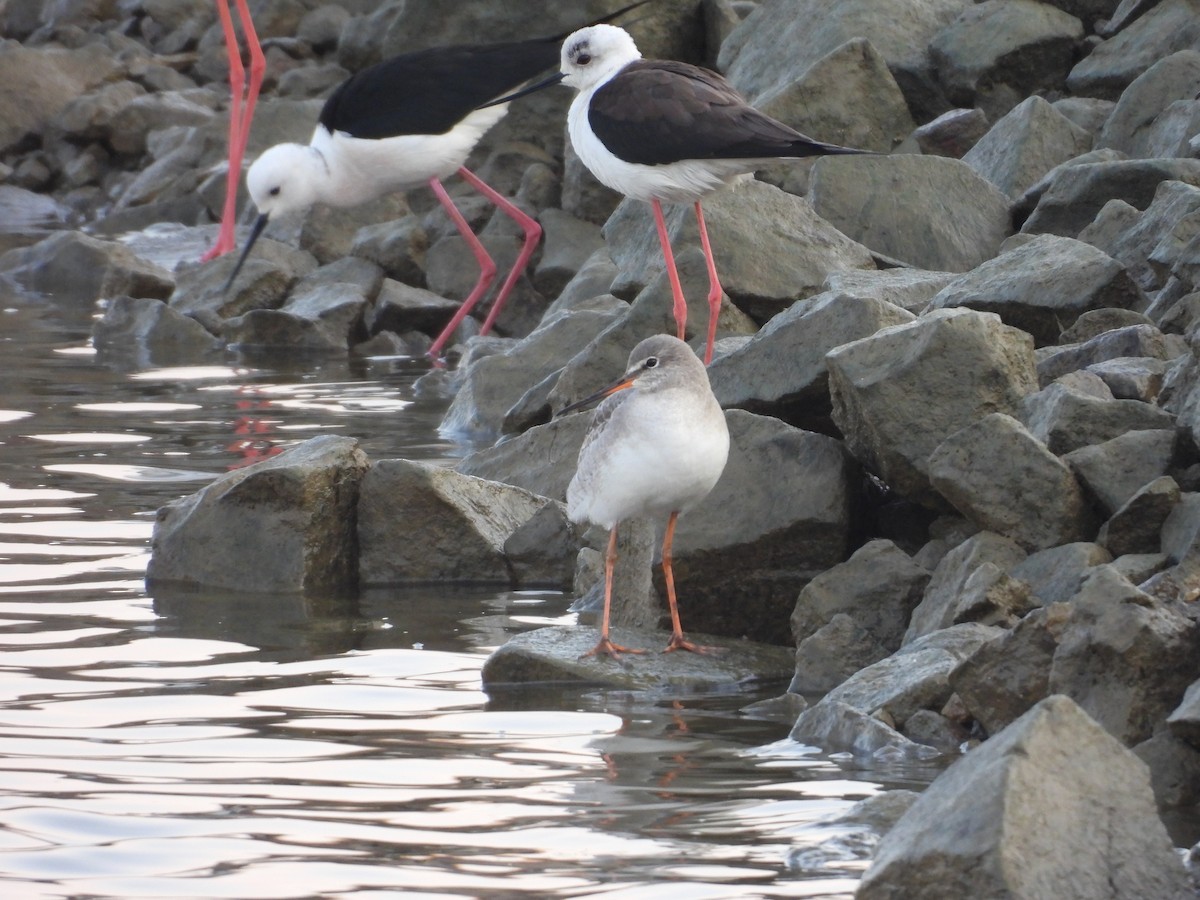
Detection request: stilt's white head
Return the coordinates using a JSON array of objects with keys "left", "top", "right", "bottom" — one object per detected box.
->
[
  {"left": 560, "top": 24, "right": 642, "bottom": 92},
  {"left": 245, "top": 142, "right": 327, "bottom": 218}
]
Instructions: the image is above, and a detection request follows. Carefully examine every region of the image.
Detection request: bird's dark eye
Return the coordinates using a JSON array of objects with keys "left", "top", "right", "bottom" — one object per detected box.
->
[
  {"left": 269, "top": 186, "right": 281, "bottom": 196},
  {"left": 644, "top": 357, "right": 658, "bottom": 369},
  {"left": 577, "top": 53, "right": 592, "bottom": 65}
]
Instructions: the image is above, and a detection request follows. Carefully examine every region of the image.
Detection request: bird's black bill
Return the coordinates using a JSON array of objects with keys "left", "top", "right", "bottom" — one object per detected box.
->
[
  {"left": 481, "top": 71, "right": 566, "bottom": 109},
  {"left": 222, "top": 213, "right": 269, "bottom": 293},
  {"left": 556, "top": 376, "right": 635, "bottom": 418}
]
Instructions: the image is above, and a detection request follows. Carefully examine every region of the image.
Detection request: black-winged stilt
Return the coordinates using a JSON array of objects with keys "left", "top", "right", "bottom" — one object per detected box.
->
[
  {"left": 203, "top": 0, "right": 264, "bottom": 263},
  {"left": 560, "top": 333, "right": 729, "bottom": 659},
  {"left": 223, "top": 4, "right": 650, "bottom": 361},
  {"left": 490, "top": 24, "right": 871, "bottom": 364}
]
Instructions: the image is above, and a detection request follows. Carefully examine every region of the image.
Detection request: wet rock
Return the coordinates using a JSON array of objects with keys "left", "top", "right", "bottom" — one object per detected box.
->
[
  {"left": 480, "top": 623, "right": 796, "bottom": 692},
  {"left": 604, "top": 179, "right": 876, "bottom": 323},
  {"left": 707, "top": 292, "right": 915, "bottom": 431},
  {"left": 1049, "top": 564, "right": 1198, "bottom": 744},
  {"left": 790, "top": 613, "right": 892, "bottom": 696},
  {"left": 358, "top": 458, "right": 554, "bottom": 586},
  {"left": 928, "top": 413, "right": 1097, "bottom": 551},
  {"left": 1020, "top": 379, "right": 1175, "bottom": 454},
  {"left": 856, "top": 695, "right": 1193, "bottom": 899},
  {"left": 930, "top": 0, "right": 1084, "bottom": 120},
  {"left": 905, "top": 531, "right": 1028, "bottom": 644},
  {"left": 926, "top": 234, "right": 1141, "bottom": 346},
  {"left": 502, "top": 499, "right": 577, "bottom": 590},
  {"left": 811, "top": 154, "right": 1011, "bottom": 273},
  {"left": 0, "top": 230, "right": 174, "bottom": 303},
  {"left": 960, "top": 96, "right": 1094, "bottom": 200},
  {"left": 790, "top": 698, "right": 925, "bottom": 758},
  {"left": 147, "top": 435, "right": 369, "bottom": 593},
  {"left": 827, "top": 308, "right": 1039, "bottom": 508},
  {"left": 365, "top": 279, "right": 459, "bottom": 338},
  {"left": 223, "top": 281, "right": 369, "bottom": 353},
  {"left": 92, "top": 295, "right": 222, "bottom": 365}
]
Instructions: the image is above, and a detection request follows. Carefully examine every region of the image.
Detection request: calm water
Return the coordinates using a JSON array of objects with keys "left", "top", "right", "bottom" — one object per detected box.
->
[{"left": 0, "top": 268, "right": 930, "bottom": 899}]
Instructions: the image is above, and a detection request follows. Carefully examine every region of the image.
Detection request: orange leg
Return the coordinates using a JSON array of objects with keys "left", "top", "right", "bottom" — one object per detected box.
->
[
  {"left": 203, "top": 0, "right": 265, "bottom": 262},
  {"left": 426, "top": 176, "right": 499, "bottom": 362},
  {"left": 582, "top": 525, "right": 645, "bottom": 660},
  {"left": 694, "top": 201, "right": 722, "bottom": 366},
  {"left": 455, "top": 167, "right": 543, "bottom": 337},
  {"left": 651, "top": 199, "right": 687, "bottom": 342},
  {"left": 661, "top": 511, "right": 718, "bottom": 654}
]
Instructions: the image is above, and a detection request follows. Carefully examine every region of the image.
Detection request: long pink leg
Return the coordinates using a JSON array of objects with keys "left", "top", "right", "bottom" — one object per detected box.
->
[
  {"left": 202, "top": 0, "right": 265, "bottom": 262},
  {"left": 427, "top": 177, "right": 499, "bottom": 361},
  {"left": 582, "top": 525, "right": 644, "bottom": 660},
  {"left": 694, "top": 202, "right": 722, "bottom": 366},
  {"left": 661, "top": 511, "right": 717, "bottom": 654},
  {"left": 455, "top": 167, "right": 542, "bottom": 336},
  {"left": 651, "top": 199, "right": 687, "bottom": 342}
]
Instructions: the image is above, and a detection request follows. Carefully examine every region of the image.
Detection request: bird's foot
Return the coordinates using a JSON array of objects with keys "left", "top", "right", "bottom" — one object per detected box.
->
[
  {"left": 581, "top": 635, "right": 645, "bottom": 661},
  {"left": 662, "top": 633, "right": 723, "bottom": 655}
]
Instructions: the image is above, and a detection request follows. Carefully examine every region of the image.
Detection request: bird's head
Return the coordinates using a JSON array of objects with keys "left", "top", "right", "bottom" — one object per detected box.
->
[
  {"left": 561, "top": 24, "right": 641, "bottom": 91},
  {"left": 245, "top": 142, "right": 324, "bottom": 219}
]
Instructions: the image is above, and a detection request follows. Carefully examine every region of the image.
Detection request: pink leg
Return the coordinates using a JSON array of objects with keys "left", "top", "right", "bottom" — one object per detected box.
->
[
  {"left": 456, "top": 167, "right": 542, "bottom": 336},
  {"left": 202, "top": 0, "right": 264, "bottom": 262},
  {"left": 651, "top": 199, "right": 687, "bottom": 342},
  {"left": 427, "top": 177, "right": 499, "bottom": 361},
  {"left": 694, "top": 202, "right": 722, "bottom": 366}
]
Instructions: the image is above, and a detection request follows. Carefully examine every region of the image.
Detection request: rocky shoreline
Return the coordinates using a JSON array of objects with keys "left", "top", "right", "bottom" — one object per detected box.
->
[{"left": 5, "top": 0, "right": 1200, "bottom": 895}]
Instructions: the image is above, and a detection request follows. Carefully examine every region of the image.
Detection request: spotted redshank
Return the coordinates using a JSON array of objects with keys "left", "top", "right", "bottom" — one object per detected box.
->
[{"left": 560, "top": 334, "right": 730, "bottom": 659}]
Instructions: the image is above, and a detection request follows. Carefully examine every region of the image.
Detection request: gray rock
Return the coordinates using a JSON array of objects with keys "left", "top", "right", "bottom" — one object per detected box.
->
[
  {"left": 106, "top": 90, "right": 217, "bottom": 156},
  {"left": 790, "top": 698, "right": 926, "bottom": 758},
  {"left": 912, "top": 108, "right": 990, "bottom": 159},
  {"left": 458, "top": 414, "right": 589, "bottom": 502},
  {"left": 818, "top": 623, "right": 1003, "bottom": 729},
  {"left": 718, "top": 0, "right": 968, "bottom": 125},
  {"left": 1022, "top": 158, "right": 1200, "bottom": 237},
  {"left": 1112, "top": 551, "right": 1170, "bottom": 585},
  {"left": 927, "top": 234, "right": 1141, "bottom": 346},
  {"left": 951, "top": 605, "right": 1065, "bottom": 736},
  {"left": 791, "top": 539, "right": 930, "bottom": 651},
  {"left": 1067, "top": 0, "right": 1200, "bottom": 100},
  {"left": 1038, "top": 325, "right": 1173, "bottom": 385},
  {"left": 823, "top": 267, "right": 959, "bottom": 314},
  {"left": 92, "top": 295, "right": 222, "bottom": 365},
  {"left": 1098, "top": 49, "right": 1200, "bottom": 157},
  {"left": 1064, "top": 428, "right": 1177, "bottom": 515},
  {"left": 811, "top": 155, "right": 1011, "bottom": 273},
  {"left": 962, "top": 96, "right": 1093, "bottom": 199},
  {"left": 1167, "top": 678, "right": 1200, "bottom": 748},
  {"left": 1, "top": 230, "right": 174, "bottom": 304},
  {"left": 532, "top": 208, "right": 605, "bottom": 299},
  {"left": 1010, "top": 541, "right": 1114, "bottom": 605},
  {"left": 224, "top": 281, "right": 369, "bottom": 352},
  {"left": 1020, "top": 380, "right": 1175, "bottom": 454},
  {"left": 1101, "top": 180, "right": 1200, "bottom": 292},
  {"left": 1059, "top": 306, "right": 1153, "bottom": 342},
  {"left": 790, "top": 613, "right": 893, "bottom": 695},
  {"left": 480, "top": 624, "right": 796, "bottom": 691},
  {"left": 1052, "top": 96, "right": 1116, "bottom": 138},
  {"left": 1134, "top": 730, "right": 1200, "bottom": 807},
  {"left": 1096, "top": 475, "right": 1180, "bottom": 555},
  {"left": 828, "top": 308, "right": 1039, "bottom": 507},
  {"left": 502, "top": 500, "right": 576, "bottom": 589},
  {"left": 605, "top": 179, "right": 876, "bottom": 323},
  {"left": 358, "top": 458, "right": 552, "bottom": 586},
  {"left": 906, "top": 531, "right": 1028, "bottom": 644},
  {"left": 1050, "top": 564, "right": 1198, "bottom": 743},
  {"left": 349, "top": 216, "right": 427, "bottom": 286},
  {"left": 147, "top": 436, "right": 369, "bottom": 593},
  {"left": 856, "top": 695, "right": 1193, "bottom": 899},
  {"left": 951, "top": 561, "right": 1039, "bottom": 628},
  {"left": 930, "top": 0, "right": 1084, "bottom": 120},
  {"left": 708, "top": 292, "right": 915, "bottom": 430},
  {"left": 365, "top": 279, "right": 459, "bottom": 337},
  {"left": 929, "top": 413, "right": 1097, "bottom": 551}
]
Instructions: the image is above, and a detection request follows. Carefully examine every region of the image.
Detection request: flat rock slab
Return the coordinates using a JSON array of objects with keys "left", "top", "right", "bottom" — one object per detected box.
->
[{"left": 481, "top": 625, "right": 796, "bottom": 693}]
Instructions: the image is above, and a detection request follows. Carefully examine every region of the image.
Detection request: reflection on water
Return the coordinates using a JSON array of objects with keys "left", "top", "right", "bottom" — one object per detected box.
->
[{"left": 0, "top": 281, "right": 933, "bottom": 898}]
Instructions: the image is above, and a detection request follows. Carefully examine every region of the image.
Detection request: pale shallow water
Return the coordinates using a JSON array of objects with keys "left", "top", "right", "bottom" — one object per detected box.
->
[{"left": 0, "top": 276, "right": 941, "bottom": 899}]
